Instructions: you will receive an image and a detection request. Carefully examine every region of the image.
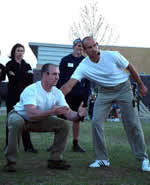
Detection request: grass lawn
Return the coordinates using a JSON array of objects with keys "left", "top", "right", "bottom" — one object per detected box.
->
[{"left": 0, "top": 115, "right": 150, "bottom": 185}]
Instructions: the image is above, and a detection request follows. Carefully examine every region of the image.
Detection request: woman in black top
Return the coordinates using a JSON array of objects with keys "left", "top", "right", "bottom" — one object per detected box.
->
[{"left": 5, "top": 43, "right": 37, "bottom": 153}]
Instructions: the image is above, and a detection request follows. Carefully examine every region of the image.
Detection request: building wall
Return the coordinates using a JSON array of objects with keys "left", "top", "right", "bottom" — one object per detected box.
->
[
  {"left": 29, "top": 42, "right": 150, "bottom": 73},
  {"left": 29, "top": 42, "right": 72, "bottom": 68},
  {"left": 103, "top": 45, "right": 150, "bottom": 74}
]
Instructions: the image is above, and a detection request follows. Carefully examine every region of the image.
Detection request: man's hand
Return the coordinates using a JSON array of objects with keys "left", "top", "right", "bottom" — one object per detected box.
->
[
  {"left": 77, "top": 102, "right": 87, "bottom": 118},
  {"left": 127, "top": 64, "right": 147, "bottom": 97},
  {"left": 51, "top": 102, "right": 69, "bottom": 116},
  {"left": 139, "top": 84, "right": 147, "bottom": 97},
  {"left": 9, "top": 71, "right": 15, "bottom": 76}
]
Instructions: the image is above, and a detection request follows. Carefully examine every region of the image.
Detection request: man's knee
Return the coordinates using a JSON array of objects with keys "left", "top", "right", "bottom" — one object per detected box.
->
[
  {"left": 8, "top": 114, "right": 25, "bottom": 129},
  {"left": 61, "top": 120, "right": 70, "bottom": 133}
]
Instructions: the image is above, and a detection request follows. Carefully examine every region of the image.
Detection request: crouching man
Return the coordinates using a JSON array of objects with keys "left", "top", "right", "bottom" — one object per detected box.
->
[{"left": 4, "top": 63, "right": 86, "bottom": 172}]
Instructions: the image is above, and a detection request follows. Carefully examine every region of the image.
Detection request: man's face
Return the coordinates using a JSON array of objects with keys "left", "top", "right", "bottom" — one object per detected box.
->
[
  {"left": 45, "top": 66, "right": 60, "bottom": 87},
  {"left": 83, "top": 38, "right": 99, "bottom": 58},
  {"left": 73, "top": 42, "right": 83, "bottom": 55}
]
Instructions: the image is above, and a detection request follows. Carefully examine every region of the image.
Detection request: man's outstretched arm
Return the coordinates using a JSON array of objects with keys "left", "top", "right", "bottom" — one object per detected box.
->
[{"left": 60, "top": 78, "right": 78, "bottom": 95}]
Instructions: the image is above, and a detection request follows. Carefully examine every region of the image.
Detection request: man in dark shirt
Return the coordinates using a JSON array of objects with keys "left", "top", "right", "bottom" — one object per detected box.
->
[{"left": 56, "top": 38, "right": 91, "bottom": 152}]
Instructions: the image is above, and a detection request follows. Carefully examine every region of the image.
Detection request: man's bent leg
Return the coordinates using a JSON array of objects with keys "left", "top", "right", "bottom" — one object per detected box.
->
[
  {"left": 27, "top": 116, "right": 70, "bottom": 161},
  {"left": 4, "top": 111, "right": 25, "bottom": 171},
  {"left": 4, "top": 111, "right": 25, "bottom": 162},
  {"left": 49, "top": 118, "right": 69, "bottom": 160},
  {"left": 27, "top": 116, "right": 70, "bottom": 170}
]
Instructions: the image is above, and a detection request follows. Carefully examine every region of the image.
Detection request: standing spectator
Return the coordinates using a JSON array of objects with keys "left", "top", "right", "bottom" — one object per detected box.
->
[
  {"left": 47, "top": 38, "right": 91, "bottom": 152},
  {"left": 0, "top": 50, "right": 6, "bottom": 105},
  {"left": 107, "top": 103, "right": 120, "bottom": 122},
  {"left": 0, "top": 62, "right": 6, "bottom": 105},
  {"left": 111, "top": 103, "right": 120, "bottom": 122},
  {"left": 60, "top": 36, "right": 150, "bottom": 172},
  {"left": 5, "top": 43, "right": 37, "bottom": 153}
]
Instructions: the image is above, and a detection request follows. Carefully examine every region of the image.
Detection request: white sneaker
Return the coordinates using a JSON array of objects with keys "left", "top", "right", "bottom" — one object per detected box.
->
[
  {"left": 89, "top": 160, "right": 110, "bottom": 168},
  {"left": 142, "top": 158, "right": 150, "bottom": 172},
  {"left": 114, "top": 118, "right": 120, "bottom": 122}
]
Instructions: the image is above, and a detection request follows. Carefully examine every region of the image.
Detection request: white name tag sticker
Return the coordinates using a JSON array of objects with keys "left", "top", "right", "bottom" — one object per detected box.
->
[{"left": 68, "top": 63, "right": 74, "bottom": 67}]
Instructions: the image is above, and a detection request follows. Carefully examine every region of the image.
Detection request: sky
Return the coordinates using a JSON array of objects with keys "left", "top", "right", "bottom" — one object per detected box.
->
[{"left": 0, "top": 0, "right": 150, "bottom": 68}]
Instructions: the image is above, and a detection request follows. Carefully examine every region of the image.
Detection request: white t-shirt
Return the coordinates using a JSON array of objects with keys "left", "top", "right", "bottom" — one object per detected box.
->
[
  {"left": 14, "top": 81, "right": 68, "bottom": 120},
  {"left": 71, "top": 50, "right": 129, "bottom": 87}
]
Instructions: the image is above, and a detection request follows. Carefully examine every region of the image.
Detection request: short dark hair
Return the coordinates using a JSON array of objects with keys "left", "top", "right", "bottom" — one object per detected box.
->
[
  {"left": 82, "top": 36, "right": 93, "bottom": 49},
  {"left": 9, "top": 43, "right": 25, "bottom": 60},
  {"left": 41, "top": 63, "right": 58, "bottom": 76}
]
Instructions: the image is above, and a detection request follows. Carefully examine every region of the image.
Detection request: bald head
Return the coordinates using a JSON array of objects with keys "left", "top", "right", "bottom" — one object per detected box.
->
[{"left": 82, "top": 36, "right": 95, "bottom": 49}]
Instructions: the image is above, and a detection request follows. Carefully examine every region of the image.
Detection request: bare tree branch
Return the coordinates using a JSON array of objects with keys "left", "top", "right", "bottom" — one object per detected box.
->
[{"left": 69, "top": 0, "right": 119, "bottom": 45}]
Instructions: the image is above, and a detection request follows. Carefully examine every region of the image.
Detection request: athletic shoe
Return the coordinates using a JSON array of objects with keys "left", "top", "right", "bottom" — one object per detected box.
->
[
  {"left": 89, "top": 160, "right": 110, "bottom": 168},
  {"left": 113, "top": 118, "right": 120, "bottom": 122},
  {"left": 142, "top": 158, "right": 150, "bottom": 172}
]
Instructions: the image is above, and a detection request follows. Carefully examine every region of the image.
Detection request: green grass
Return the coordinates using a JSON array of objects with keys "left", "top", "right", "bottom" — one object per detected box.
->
[{"left": 0, "top": 115, "right": 150, "bottom": 185}]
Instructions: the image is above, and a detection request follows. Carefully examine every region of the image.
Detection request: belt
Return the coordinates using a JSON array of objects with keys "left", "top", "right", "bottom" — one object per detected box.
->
[{"left": 99, "top": 81, "right": 128, "bottom": 91}]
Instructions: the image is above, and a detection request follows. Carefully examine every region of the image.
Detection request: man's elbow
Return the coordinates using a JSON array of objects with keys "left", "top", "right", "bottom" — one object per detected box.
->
[
  {"left": 27, "top": 112, "right": 36, "bottom": 121},
  {"left": 60, "top": 84, "right": 71, "bottom": 95},
  {"left": 127, "top": 63, "right": 135, "bottom": 71},
  {"left": 60, "top": 79, "right": 77, "bottom": 95}
]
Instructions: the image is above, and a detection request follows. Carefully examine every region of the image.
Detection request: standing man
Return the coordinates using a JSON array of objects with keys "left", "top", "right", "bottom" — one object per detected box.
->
[
  {"left": 60, "top": 36, "right": 150, "bottom": 172},
  {"left": 56, "top": 38, "right": 91, "bottom": 152},
  {"left": 4, "top": 63, "right": 86, "bottom": 172}
]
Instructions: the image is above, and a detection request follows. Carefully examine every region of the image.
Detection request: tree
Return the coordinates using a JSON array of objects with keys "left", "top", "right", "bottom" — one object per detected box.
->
[{"left": 69, "top": 0, "right": 119, "bottom": 46}]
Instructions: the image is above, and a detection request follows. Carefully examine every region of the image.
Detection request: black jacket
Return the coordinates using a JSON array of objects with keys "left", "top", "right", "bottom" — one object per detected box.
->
[
  {"left": 57, "top": 54, "right": 91, "bottom": 97},
  {"left": 0, "top": 63, "right": 6, "bottom": 81},
  {"left": 6, "top": 59, "right": 33, "bottom": 113}
]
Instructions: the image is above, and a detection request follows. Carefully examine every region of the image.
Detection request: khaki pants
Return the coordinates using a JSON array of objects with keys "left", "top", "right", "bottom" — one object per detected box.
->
[
  {"left": 4, "top": 110, "right": 70, "bottom": 162},
  {"left": 92, "top": 80, "right": 148, "bottom": 161}
]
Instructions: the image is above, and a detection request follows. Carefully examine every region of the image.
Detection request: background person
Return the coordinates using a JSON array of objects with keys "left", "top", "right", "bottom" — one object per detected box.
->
[
  {"left": 5, "top": 43, "right": 37, "bottom": 153},
  {"left": 0, "top": 62, "right": 6, "bottom": 106},
  {"left": 107, "top": 103, "right": 120, "bottom": 122},
  {"left": 4, "top": 63, "right": 86, "bottom": 172},
  {"left": 48, "top": 38, "right": 91, "bottom": 152},
  {"left": 60, "top": 36, "right": 150, "bottom": 172}
]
